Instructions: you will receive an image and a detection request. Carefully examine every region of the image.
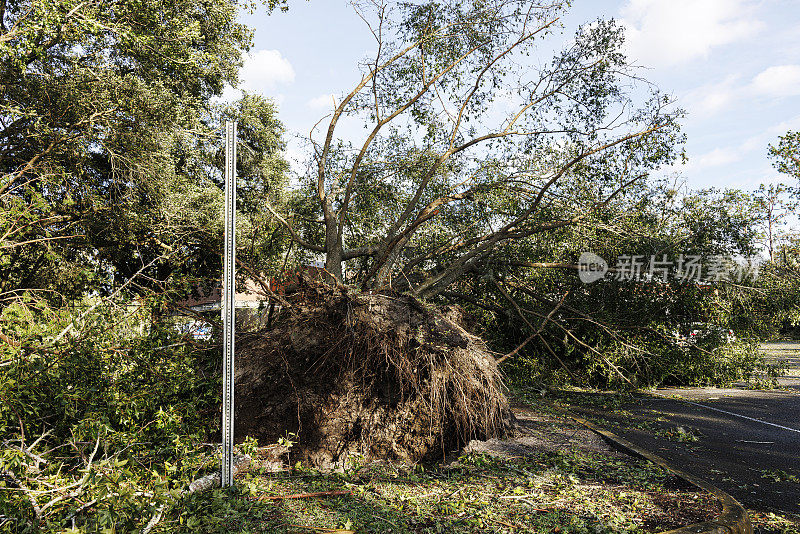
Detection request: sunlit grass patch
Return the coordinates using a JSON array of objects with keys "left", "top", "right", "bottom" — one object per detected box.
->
[
  {"left": 154, "top": 447, "right": 718, "bottom": 533},
  {"left": 748, "top": 510, "right": 800, "bottom": 534}
]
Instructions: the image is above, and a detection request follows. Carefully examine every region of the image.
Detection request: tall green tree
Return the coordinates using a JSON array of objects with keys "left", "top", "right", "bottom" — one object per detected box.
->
[
  {"left": 0, "top": 0, "right": 288, "bottom": 301},
  {"left": 753, "top": 183, "right": 796, "bottom": 263},
  {"left": 769, "top": 131, "right": 800, "bottom": 185}
]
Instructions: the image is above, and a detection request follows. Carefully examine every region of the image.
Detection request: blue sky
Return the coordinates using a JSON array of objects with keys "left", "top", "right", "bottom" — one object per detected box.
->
[{"left": 226, "top": 0, "right": 800, "bottom": 193}]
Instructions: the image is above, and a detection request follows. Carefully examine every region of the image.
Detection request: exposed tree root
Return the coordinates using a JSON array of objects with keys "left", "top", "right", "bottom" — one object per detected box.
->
[{"left": 234, "top": 278, "right": 513, "bottom": 469}]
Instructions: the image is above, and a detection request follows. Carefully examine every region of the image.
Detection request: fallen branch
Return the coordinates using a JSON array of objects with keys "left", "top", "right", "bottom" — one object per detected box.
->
[
  {"left": 486, "top": 516, "right": 521, "bottom": 529},
  {"left": 496, "top": 290, "right": 569, "bottom": 365},
  {"left": 140, "top": 504, "right": 164, "bottom": 534},
  {"left": 39, "top": 434, "right": 101, "bottom": 515},
  {"left": 0, "top": 331, "right": 20, "bottom": 347},
  {"left": 235, "top": 258, "right": 292, "bottom": 309},
  {"left": 1, "top": 469, "right": 41, "bottom": 526},
  {"left": 50, "top": 256, "right": 165, "bottom": 346},
  {"left": 3, "top": 430, "right": 51, "bottom": 471},
  {"left": 493, "top": 278, "right": 632, "bottom": 386},
  {"left": 186, "top": 454, "right": 251, "bottom": 494},
  {"left": 288, "top": 525, "right": 355, "bottom": 533}
]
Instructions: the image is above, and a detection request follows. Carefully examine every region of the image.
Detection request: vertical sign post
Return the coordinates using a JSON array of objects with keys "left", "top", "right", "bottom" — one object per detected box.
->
[{"left": 221, "top": 120, "right": 237, "bottom": 487}]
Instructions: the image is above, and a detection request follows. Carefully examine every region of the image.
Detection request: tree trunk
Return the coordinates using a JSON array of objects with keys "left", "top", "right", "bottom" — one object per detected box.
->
[
  {"left": 323, "top": 199, "right": 343, "bottom": 282},
  {"left": 325, "top": 245, "right": 343, "bottom": 282},
  {"left": 414, "top": 261, "right": 473, "bottom": 300}
]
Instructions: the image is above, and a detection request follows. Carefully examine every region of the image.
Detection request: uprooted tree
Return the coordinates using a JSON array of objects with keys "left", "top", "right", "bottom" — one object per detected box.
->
[
  {"left": 9, "top": 1, "right": 784, "bottom": 528},
  {"left": 234, "top": 0, "right": 684, "bottom": 465}
]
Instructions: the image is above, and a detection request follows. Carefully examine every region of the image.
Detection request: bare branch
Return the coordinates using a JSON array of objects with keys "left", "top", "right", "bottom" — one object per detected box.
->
[
  {"left": 496, "top": 290, "right": 569, "bottom": 364},
  {"left": 262, "top": 199, "right": 325, "bottom": 253}
]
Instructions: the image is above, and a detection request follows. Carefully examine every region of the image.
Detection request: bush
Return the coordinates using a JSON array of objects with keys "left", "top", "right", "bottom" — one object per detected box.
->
[{"left": 0, "top": 294, "right": 221, "bottom": 532}]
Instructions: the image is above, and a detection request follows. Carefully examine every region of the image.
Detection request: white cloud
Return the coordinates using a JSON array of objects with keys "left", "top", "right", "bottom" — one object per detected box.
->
[
  {"left": 692, "top": 147, "right": 742, "bottom": 169},
  {"left": 682, "top": 114, "right": 800, "bottom": 177},
  {"left": 239, "top": 49, "right": 295, "bottom": 92},
  {"left": 307, "top": 93, "right": 337, "bottom": 110},
  {"left": 284, "top": 142, "right": 311, "bottom": 182},
  {"left": 217, "top": 85, "right": 243, "bottom": 103},
  {"left": 751, "top": 65, "right": 800, "bottom": 98},
  {"left": 741, "top": 113, "right": 800, "bottom": 151},
  {"left": 210, "top": 50, "right": 294, "bottom": 104},
  {"left": 679, "top": 65, "right": 800, "bottom": 119},
  {"left": 620, "top": 0, "right": 763, "bottom": 67},
  {"left": 681, "top": 75, "right": 742, "bottom": 117}
]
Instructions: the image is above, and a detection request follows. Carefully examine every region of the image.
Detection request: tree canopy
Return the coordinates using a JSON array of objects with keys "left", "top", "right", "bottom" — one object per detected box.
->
[
  {"left": 769, "top": 131, "right": 800, "bottom": 184},
  {"left": 275, "top": 0, "right": 683, "bottom": 299},
  {"left": 0, "top": 0, "right": 290, "bottom": 301}
]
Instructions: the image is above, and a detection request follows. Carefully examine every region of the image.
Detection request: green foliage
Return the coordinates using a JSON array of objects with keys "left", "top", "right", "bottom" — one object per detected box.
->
[
  {"left": 278, "top": 1, "right": 682, "bottom": 289},
  {"left": 453, "top": 181, "right": 784, "bottom": 388},
  {"left": 0, "top": 294, "right": 221, "bottom": 531},
  {"left": 654, "top": 426, "right": 701, "bottom": 443},
  {"left": 0, "top": 0, "right": 292, "bottom": 301},
  {"left": 769, "top": 131, "right": 800, "bottom": 184},
  {"left": 2, "top": 0, "right": 797, "bottom": 526},
  {"left": 749, "top": 510, "right": 800, "bottom": 534},
  {"left": 678, "top": 188, "right": 761, "bottom": 256},
  {"left": 709, "top": 262, "right": 800, "bottom": 340},
  {"left": 158, "top": 93, "right": 291, "bottom": 290},
  {"left": 760, "top": 469, "right": 799, "bottom": 484}
]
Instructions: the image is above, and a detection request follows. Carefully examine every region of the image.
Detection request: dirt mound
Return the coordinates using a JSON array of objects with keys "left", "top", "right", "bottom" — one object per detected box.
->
[{"left": 234, "top": 279, "right": 513, "bottom": 469}]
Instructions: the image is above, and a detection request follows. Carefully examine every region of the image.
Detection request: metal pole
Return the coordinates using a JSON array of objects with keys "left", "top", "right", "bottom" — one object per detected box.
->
[{"left": 221, "top": 120, "right": 237, "bottom": 487}]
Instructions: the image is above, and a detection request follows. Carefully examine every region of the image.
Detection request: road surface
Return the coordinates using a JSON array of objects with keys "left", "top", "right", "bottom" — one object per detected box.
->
[{"left": 568, "top": 342, "right": 800, "bottom": 517}]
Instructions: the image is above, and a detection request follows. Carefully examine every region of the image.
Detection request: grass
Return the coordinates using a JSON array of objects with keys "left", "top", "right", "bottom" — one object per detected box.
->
[
  {"left": 749, "top": 511, "right": 800, "bottom": 534},
  {"left": 148, "top": 413, "right": 719, "bottom": 533},
  {"left": 151, "top": 384, "right": 797, "bottom": 534},
  {"left": 653, "top": 426, "right": 702, "bottom": 443}
]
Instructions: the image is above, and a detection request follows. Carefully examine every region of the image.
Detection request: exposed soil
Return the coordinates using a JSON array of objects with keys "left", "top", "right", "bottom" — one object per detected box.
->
[
  {"left": 461, "top": 403, "right": 629, "bottom": 458},
  {"left": 233, "top": 278, "right": 513, "bottom": 469}
]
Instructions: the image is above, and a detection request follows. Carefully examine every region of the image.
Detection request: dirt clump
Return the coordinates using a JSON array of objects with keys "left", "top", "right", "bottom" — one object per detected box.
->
[{"left": 234, "top": 278, "right": 513, "bottom": 470}]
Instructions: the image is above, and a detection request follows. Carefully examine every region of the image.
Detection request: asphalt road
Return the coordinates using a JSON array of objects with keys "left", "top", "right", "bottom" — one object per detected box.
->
[{"left": 568, "top": 342, "right": 800, "bottom": 517}]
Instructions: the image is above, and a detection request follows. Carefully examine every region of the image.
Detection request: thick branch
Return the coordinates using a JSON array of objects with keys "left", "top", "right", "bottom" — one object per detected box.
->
[{"left": 337, "top": 33, "right": 498, "bottom": 242}]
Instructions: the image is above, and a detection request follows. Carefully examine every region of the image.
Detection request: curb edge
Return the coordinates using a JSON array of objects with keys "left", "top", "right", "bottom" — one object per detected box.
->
[{"left": 566, "top": 412, "right": 752, "bottom": 534}]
